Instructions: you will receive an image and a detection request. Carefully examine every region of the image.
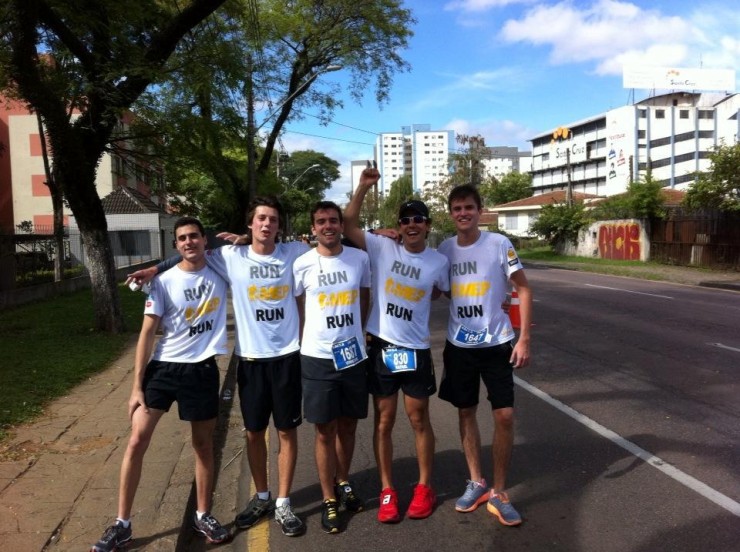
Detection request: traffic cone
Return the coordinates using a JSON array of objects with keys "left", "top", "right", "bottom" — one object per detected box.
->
[{"left": 508, "top": 290, "right": 520, "bottom": 329}]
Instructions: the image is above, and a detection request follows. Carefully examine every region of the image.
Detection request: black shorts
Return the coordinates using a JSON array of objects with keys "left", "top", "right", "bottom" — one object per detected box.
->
[
  {"left": 366, "top": 334, "right": 437, "bottom": 399},
  {"left": 439, "top": 340, "right": 515, "bottom": 410},
  {"left": 237, "top": 352, "right": 302, "bottom": 432},
  {"left": 142, "top": 357, "right": 220, "bottom": 421},
  {"left": 301, "top": 355, "right": 369, "bottom": 424}
]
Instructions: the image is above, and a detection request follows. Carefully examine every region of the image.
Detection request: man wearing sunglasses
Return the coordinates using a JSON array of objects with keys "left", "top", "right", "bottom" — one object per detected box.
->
[{"left": 344, "top": 166, "right": 450, "bottom": 524}]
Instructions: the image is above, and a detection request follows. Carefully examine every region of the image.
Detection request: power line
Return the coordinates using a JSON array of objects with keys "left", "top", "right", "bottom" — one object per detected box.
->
[
  {"left": 294, "top": 109, "right": 380, "bottom": 136},
  {"left": 284, "top": 129, "right": 375, "bottom": 146}
]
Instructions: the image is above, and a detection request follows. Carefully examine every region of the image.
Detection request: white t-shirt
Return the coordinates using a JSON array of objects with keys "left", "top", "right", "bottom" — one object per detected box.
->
[
  {"left": 293, "top": 246, "right": 371, "bottom": 359},
  {"left": 364, "top": 232, "right": 450, "bottom": 349},
  {"left": 437, "top": 231, "right": 523, "bottom": 348},
  {"left": 204, "top": 241, "right": 310, "bottom": 358},
  {"left": 145, "top": 265, "right": 228, "bottom": 362}
]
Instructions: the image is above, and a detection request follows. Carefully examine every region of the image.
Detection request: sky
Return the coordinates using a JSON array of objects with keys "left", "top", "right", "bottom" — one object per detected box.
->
[{"left": 271, "top": 0, "right": 740, "bottom": 204}]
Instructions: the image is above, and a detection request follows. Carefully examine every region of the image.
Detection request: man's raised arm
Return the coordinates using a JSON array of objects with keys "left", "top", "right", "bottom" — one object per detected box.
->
[{"left": 343, "top": 165, "right": 380, "bottom": 251}]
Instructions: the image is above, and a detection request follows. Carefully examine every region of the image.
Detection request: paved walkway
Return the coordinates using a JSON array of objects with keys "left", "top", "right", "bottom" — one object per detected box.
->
[{"left": 1, "top": 265, "right": 738, "bottom": 551}]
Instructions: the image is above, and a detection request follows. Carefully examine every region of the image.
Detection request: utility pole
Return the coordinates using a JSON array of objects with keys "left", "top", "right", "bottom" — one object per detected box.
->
[{"left": 246, "top": 54, "right": 257, "bottom": 203}]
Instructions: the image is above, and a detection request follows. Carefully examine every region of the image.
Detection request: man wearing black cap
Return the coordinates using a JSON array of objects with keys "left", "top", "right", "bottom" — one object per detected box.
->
[{"left": 344, "top": 166, "right": 450, "bottom": 524}]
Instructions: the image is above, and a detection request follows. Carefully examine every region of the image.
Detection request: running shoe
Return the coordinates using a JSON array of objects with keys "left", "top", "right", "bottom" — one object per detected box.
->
[
  {"left": 235, "top": 493, "right": 275, "bottom": 529},
  {"left": 487, "top": 491, "right": 522, "bottom": 526},
  {"left": 455, "top": 479, "right": 489, "bottom": 512},
  {"left": 407, "top": 483, "right": 436, "bottom": 519},
  {"left": 274, "top": 502, "right": 306, "bottom": 536},
  {"left": 377, "top": 487, "right": 401, "bottom": 523},
  {"left": 193, "top": 512, "right": 230, "bottom": 543},
  {"left": 90, "top": 521, "right": 132, "bottom": 552},
  {"left": 335, "top": 480, "right": 364, "bottom": 512},
  {"left": 321, "top": 498, "right": 342, "bottom": 534}
]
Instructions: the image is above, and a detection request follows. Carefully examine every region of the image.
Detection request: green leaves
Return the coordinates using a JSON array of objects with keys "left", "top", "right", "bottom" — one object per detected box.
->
[{"left": 684, "top": 142, "right": 740, "bottom": 212}]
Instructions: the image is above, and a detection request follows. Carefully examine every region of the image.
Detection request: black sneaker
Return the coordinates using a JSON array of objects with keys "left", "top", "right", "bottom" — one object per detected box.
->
[
  {"left": 321, "top": 498, "right": 342, "bottom": 534},
  {"left": 193, "top": 512, "right": 230, "bottom": 544},
  {"left": 274, "top": 502, "right": 306, "bottom": 537},
  {"left": 335, "top": 480, "right": 364, "bottom": 512},
  {"left": 91, "top": 521, "right": 132, "bottom": 552},
  {"left": 235, "top": 493, "right": 275, "bottom": 529}
]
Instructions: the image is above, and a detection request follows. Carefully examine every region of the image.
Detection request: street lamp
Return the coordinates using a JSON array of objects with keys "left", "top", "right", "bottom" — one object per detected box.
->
[
  {"left": 287, "top": 163, "right": 321, "bottom": 190},
  {"left": 247, "top": 64, "right": 342, "bottom": 201}
]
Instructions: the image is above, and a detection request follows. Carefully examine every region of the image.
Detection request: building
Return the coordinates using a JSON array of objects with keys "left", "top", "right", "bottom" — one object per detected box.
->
[
  {"left": 0, "top": 96, "right": 166, "bottom": 234},
  {"left": 493, "top": 191, "right": 602, "bottom": 237},
  {"left": 530, "top": 92, "right": 740, "bottom": 198},
  {"left": 374, "top": 124, "right": 454, "bottom": 194},
  {"left": 479, "top": 146, "right": 532, "bottom": 182}
]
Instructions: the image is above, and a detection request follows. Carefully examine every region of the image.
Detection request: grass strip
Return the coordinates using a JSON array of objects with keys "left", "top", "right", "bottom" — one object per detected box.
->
[{"left": 0, "top": 285, "right": 145, "bottom": 441}]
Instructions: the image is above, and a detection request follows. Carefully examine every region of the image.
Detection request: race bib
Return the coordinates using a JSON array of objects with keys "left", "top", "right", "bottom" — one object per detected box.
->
[
  {"left": 382, "top": 347, "right": 417, "bottom": 373},
  {"left": 454, "top": 324, "right": 492, "bottom": 345},
  {"left": 331, "top": 337, "right": 365, "bottom": 371}
]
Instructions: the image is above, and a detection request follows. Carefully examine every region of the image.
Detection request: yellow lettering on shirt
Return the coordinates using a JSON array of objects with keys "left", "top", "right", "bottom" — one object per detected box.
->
[
  {"left": 451, "top": 281, "right": 491, "bottom": 298},
  {"left": 184, "top": 297, "right": 221, "bottom": 321},
  {"left": 318, "top": 290, "right": 359, "bottom": 309},
  {"left": 248, "top": 284, "right": 291, "bottom": 301},
  {"left": 384, "top": 277, "right": 425, "bottom": 302}
]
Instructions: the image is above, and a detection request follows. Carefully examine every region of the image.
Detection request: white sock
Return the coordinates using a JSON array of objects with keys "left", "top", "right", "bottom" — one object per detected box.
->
[
  {"left": 275, "top": 497, "right": 289, "bottom": 508},
  {"left": 257, "top": 491, "right": 270, "bottom": 501},
  {"left": 115, "top": 518, "right": 130, "bottom": 528},
  {"left": 196, "top": 510, "right": 206, "bottom": 520}
]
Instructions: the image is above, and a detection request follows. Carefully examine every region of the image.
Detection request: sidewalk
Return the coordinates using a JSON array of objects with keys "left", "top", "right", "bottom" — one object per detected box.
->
[{"left": 0, "top": 318, "right": 245, "bottom": 551}]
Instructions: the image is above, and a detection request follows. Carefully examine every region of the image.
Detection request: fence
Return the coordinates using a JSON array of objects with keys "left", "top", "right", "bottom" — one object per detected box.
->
[{"left": 649, "top": 209, "right": 740, "bottom": 269}]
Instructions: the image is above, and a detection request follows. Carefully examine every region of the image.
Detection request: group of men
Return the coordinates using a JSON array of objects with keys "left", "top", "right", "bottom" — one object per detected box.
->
[{"left": 90, "top": 165, "right": 532, "bottom": 552}]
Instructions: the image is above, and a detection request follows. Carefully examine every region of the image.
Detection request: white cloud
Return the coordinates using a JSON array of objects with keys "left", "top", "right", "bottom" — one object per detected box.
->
[{"left": 500, "top": 0, "right": 693, "bottom": 74}]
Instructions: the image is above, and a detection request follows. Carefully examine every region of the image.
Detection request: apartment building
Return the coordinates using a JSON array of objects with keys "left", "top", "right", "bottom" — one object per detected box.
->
[
  {"left": 529, "top": 92, "right": 740, "bottom": 198},
  {"left": 374, "top": 124, "right": 454, "bottom": 194},
  {"left": 0, "top": 96, "right": 165, "bottom": 234}
]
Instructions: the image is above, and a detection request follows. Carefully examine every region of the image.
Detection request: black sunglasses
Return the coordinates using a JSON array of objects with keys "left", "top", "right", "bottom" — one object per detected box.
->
[{"left": 398, "top": 215, "right": 428, "bottom": 225}]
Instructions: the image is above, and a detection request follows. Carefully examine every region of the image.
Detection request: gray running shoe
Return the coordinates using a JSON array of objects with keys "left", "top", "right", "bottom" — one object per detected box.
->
[
  {"left": 90, "top": 521, "right": 132, "bottom": 552},
  {"left": 235, "top": 492, "right": 275, "bottom": 529},
  {"left": 455, "top": 479, "right": 489, "bottom": 512},
  {"left": 487, "top": 491, "right": 522, "bottom": 526},
  {"left": 193, "top": 512, "right": 230, "bottom": 543},
  {"left": 274, "top": 502, "right": 306, "bottom": 536}
]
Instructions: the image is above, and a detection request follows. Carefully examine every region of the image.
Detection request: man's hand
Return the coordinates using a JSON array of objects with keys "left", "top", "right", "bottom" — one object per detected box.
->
[
  {"left": 128, "top": 389, "right": 148, "bottom": 420},
  {"left": 217, "top": 232, "right": 249, "bottom": 245},
  {"left": 125, "top": 266, "right": 157, "bottom": 288},
  {"left": 358, "top": 166, "right": 380, "bottom": 191},
  {"left": 509, "top": 341, "right": 530, "bottom": 369},
  {"left": 373, "top": 228, "right": 400, "bottom": 241}
]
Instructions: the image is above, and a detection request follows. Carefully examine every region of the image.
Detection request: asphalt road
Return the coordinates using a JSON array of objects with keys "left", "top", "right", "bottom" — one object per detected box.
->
[{"left": 234, "top": 266, "right": 740, "bottom": 552}]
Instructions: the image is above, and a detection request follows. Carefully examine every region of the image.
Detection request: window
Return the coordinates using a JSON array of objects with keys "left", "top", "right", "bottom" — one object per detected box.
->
[
  {"left": 698, "top": 110, "right": 713, "bottom": 120},
  {"left": 679, "top": 110, "right": 689, "bottom": 119},
  {"left": 655, "top": 109, "right": 665, "bottom": 119},
  {"left": 505, "top": 213, "right": 518, "bottom": 231},
  {"left": 638, "top": 109, "right": 647, "bottom": 119},
  {"left": 638, "top": 130, "right": 646, "bottom": 139}
]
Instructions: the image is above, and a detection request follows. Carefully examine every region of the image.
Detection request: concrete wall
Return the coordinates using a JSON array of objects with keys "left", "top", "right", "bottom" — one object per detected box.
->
[
  {"left": 0, "top": 260, "right": 156, "bottom": 310},
  {"left": 561, "top": 218, "right": 650, "bottom": 261}
]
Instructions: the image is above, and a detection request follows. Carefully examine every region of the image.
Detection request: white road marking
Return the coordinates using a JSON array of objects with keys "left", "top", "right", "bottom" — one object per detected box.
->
[
  {"left": 708, "top": 342, "right": 740, "bottom": 353},
  {"left": 584, "top": 283, "right": 674, "bottom": 299},
  {"left": 515, "top": 375, "right": 740, "bottom": 517}
]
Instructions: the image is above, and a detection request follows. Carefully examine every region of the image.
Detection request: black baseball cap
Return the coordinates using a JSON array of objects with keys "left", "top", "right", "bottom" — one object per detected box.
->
[{"left": 398, "top": 200, "right": 430, "bottom": 220}]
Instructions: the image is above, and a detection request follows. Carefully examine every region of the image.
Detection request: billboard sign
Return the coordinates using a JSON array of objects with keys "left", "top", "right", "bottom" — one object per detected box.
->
[{"left": 623, "top": 66, "right": 736, "bottom": 92}]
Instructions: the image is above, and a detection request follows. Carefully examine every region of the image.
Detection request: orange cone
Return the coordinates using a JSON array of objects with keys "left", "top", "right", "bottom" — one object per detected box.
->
[{"left": 508, "top": 290, "right": 520, "bottom": 329}]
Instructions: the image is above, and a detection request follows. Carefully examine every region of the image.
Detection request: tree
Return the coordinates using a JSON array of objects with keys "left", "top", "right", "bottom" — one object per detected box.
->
[
  {"left": 684, "top": 142, "right": 740, "bottom": 211},
  {"left": 529, "top": 201, "right": 591, "bottom": 249},
  {"left": 480, "top": 171, "right": 533, "bottom": 206},
  {"left": 136, "top": 0, "right": 415, "bottom": 230},
  {"left": 1, "top": 0, "right": 229, "bottom": 331},
  {"left": 378, "top": 175, "right": 414, "bottom": 228},
  {"left": 591, "top": 171, "right": 666, "bottom": 220}
]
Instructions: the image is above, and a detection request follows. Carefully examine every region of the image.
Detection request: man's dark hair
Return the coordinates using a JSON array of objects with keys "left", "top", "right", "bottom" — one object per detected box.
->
[
  {"left": 174, "top": 216, "right": 205, "bottom": 236},
  {"left": 245, "top": 195, "right": 286, "bottom": 238},
  {"left": 448, "top": 184, "right": 483, "bottom": 211},
  {"left": 310, "top": 200, "right": 343, "bottom": 224}
]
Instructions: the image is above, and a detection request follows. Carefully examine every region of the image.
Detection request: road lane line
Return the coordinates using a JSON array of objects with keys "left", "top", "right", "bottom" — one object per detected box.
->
[
  {"left": 584, "top": 284, "right": 674, "bottom": 299},
  {"left": 515, "top": 376, "right": 740, "bottom": 517},
  {"left": 709, "top": 342, "right": 740, "bottom": 353}
]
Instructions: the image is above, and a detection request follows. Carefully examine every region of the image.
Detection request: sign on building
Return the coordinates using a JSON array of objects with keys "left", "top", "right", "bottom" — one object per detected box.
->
[{"left": 623, "top": 66, "right": 736, "bottom": 92}]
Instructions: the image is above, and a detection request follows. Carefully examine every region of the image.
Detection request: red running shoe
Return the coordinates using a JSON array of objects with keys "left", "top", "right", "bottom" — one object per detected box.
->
[
  {"left": 407, "top": 483, "right": 436, "bottom": 519},
  {"left": 377, "top": 488, "right": 401, "bottom": 523}
]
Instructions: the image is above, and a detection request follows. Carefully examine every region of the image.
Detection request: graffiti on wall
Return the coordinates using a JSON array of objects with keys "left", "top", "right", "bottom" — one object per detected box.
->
[{"left": 598, "top": 223, "right": 641, "bottom": 260}]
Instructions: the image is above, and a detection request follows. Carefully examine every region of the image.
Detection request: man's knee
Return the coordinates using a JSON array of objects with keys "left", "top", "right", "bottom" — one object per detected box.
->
[{"left": 493, "top": 407, "right": 514, "bottom": 430}]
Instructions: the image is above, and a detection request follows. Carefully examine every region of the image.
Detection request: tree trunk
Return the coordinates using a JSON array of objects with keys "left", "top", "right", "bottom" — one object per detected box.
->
[{"left": 79, "top": 225, "right": 124, "bottom": 333}]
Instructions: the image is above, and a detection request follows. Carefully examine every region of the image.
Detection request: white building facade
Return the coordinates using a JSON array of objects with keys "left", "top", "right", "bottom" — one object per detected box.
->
[
  {"left": 530, "top": 92, "right": 740, "bottom": 197},
  {"left": 374, "top": 124, "right": 454, "bottom": 194}
]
